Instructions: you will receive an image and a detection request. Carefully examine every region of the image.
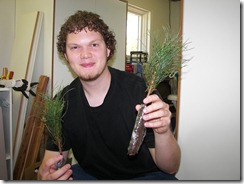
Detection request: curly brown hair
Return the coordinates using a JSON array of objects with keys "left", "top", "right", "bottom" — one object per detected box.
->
[{"left": 57, "top": 10, "right": 117, "bottom": 61}]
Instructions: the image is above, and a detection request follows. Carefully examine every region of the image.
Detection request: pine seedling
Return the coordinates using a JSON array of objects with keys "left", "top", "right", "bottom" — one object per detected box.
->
[
  {"left": 41, "top": 90, "right": 65, "bottom": 156},
  {"left": 128, "top": 27, "right": 190, "bottom": 156},
  {"left": 144, "top": 27, "right": 189, "bottom": 96}
]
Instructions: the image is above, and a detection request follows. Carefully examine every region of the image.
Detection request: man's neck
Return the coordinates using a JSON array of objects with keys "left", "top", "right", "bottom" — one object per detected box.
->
[{"left": 80, "top": 67, "right": 111, "bottom": 107}]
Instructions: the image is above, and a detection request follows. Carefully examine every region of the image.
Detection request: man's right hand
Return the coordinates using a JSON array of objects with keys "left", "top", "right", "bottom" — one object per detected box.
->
[{"left": 38, "top": 154, "right": 73, "bottom": 180}]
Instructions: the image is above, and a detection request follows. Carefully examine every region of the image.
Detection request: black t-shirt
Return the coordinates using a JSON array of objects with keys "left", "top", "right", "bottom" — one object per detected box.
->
[{"left": 46, "top": 67, "right": 160, "bottom": 179}]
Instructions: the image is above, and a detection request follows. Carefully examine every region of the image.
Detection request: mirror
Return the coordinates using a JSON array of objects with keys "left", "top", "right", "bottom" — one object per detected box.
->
[{"left": 126, "top": 0, "right": 182, "bottom": 139}]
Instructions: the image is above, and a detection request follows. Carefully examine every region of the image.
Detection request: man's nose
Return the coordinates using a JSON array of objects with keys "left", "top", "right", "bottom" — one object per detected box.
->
[{"left": 80, "top": 47, "right": 92, "bottom": 59}]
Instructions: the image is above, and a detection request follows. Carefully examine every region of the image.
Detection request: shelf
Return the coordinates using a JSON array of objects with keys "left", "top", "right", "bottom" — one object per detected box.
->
[
  {"left": 0, "top": 88, "right": 10, "bottom": 91},
  {"left": 0, "top": 88, "right": 13, "bottom": 180},
  {"left": 130, "top": 51, "right": 148, "bottom": 63}
]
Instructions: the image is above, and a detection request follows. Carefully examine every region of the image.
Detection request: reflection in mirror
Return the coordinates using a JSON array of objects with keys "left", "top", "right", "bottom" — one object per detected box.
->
[{"left": 126, "top": 0, "right": 182, "bottom": 139}]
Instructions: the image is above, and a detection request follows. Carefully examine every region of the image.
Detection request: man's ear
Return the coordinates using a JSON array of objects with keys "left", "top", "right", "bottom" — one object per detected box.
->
[
  {"left": 107, "top": 48, "right": 111, "bottom": 58},
  {"left": 64, "top": 53, "right": 68, "bottom": 61}
]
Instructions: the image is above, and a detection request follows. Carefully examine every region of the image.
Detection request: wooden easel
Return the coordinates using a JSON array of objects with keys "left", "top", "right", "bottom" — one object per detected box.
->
[{"left": 13, "top": 75, "right": 49, "bottom": 180}]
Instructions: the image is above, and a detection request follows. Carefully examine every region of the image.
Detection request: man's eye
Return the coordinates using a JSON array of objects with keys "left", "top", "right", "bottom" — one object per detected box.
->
[
  {"left": 71, "top": 46, "right": 78, "bottom": 49},
  {"left": 92, "top": 43, "right": 98, "bottom": 47}
]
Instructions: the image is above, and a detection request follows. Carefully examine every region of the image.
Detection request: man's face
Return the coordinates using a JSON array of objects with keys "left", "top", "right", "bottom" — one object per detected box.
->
[{"left": 65, "top": 29, "right": 110, "bottom": 81}]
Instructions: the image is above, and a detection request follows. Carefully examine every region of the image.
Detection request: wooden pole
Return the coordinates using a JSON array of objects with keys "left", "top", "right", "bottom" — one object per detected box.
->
[{"left": 13, "top": 75, "right": 49, "bottom": 180}]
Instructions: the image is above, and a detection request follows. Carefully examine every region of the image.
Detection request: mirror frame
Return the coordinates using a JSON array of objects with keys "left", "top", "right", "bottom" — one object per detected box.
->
[{"left": 174, "top": 0, "right": 183, "bottom": 140}]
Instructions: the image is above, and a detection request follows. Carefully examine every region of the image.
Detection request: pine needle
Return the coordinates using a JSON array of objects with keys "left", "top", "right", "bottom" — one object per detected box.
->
[
  {"left": 143, "top": 27, "right": 190, "bottom": 96},
  {"left": 41, "top": 90, "right": 65, "bottom": 154}
]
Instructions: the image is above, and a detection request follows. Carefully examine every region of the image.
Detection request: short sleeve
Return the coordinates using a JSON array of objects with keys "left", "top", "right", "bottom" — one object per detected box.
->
[{"left": 144, "top": 128, "right": 155, "bottom": 148}]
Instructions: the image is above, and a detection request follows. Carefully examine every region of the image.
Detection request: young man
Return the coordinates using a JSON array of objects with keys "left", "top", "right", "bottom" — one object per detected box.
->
[{"left": 38, "top": 10, "right": 180, "bottom": 180}]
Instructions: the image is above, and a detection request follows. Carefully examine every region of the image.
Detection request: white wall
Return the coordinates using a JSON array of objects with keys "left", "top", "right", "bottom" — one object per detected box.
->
[{"left": 176, "top": 0, "right": 240, "bottom": 180}]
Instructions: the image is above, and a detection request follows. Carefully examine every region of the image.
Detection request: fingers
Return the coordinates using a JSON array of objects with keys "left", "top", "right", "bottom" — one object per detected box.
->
[
  {"left": 143, "top": 94, "right": 170, "bottom": 119},
  {"left": 40, "top": 155, "right": 63, "bottom": 178},
  {"left": 145, "top": 115, "right": 171, "bottom": 134},
  {"left": 39, "top": 155, "right": 73, "bottom": 180},
  {"left": 142, "top": 93, "right": 162, "bottom": 105},
  {"left": 139, "top": 94, "right": 172, "bottom": 134},
  {"left": 52, "top": 164, "right": 73, "bottom": 180},
  {"left": 136, "top": 94, "right": 167, "bottom": 113}
]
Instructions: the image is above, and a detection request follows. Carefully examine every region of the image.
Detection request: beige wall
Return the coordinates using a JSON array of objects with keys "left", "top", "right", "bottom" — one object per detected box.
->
[
  {"left": 127, "top": 0, "right": 169, "bottom": 55},
  {"left": 15, "top": 0, "right": 54, "bottom": 83},
  {"left": 128, "top": 0, "right": 170, "bottom": 33},
  {"left": 0, "top": 0, "right": 15, "bottom": 69},
  {"left": 127, "top": 0, "right": 180, "bottom": 55}
]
